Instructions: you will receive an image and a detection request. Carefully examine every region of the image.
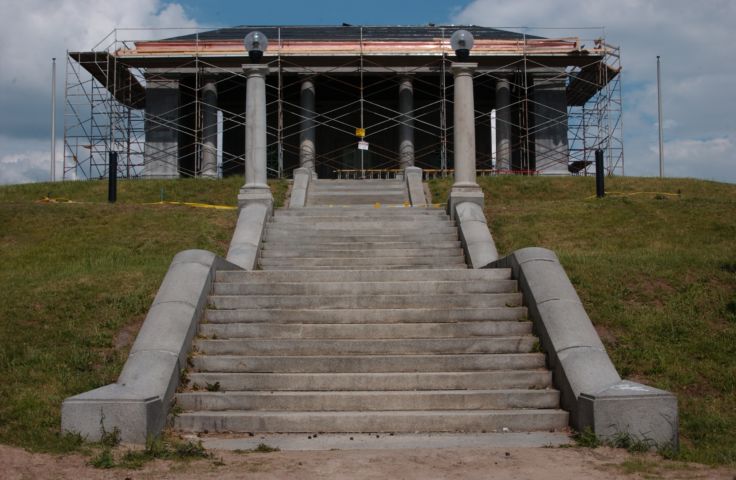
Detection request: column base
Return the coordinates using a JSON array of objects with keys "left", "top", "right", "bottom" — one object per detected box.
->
[
  {"left": 238, "top": 186, "right": 274, "bottom": 213},
  {"left": 447, "top": 186, "right": 484, "bottom": 219}
]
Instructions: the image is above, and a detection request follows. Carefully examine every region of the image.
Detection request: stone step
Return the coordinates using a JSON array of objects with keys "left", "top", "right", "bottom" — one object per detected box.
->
[
  {"left": 194, "top": 337, "right": 536, "bottom": 356},
  {"left": 257, "top": 257, "right": 466, "bottom": 268},
  {"left": 186, "top": 370, "right": 552, "bottom": 391},
  {"left": 209, "top": 293, "right": 522, "bottom": 310},
  {"left": 309, "top": 180, "right": 406, "bottom": 188},
  {"left": 261, "top": 264, "right": 466, "bottom": 271},
  {"left": 261, "top": 241, "right": 462, "bottom": 250},
  {"left": 176, "top": 389, "right": 560, "bottom": 412},
  {"left": 263, "top": 233, "right": 459, "bottom": 243},
  {"left": 308, "top": 197, "right": 408, "bottom": 206},
  {"left": 271, "top": 217, "right": 452, "bottom": 225},
  {"left": 269, "top": 222, "right": 453, "bottom": 230},
  {"left": 205, "top": 306, "right": 526, "bottom": 324},
  {"left": 173, "top": 409, "right": 570, "bottom": 433},
  {"left": 312, "top": 181, "right": 405, "bottom": 186},
  {"left": 308, "top": 188, "right": 407, "bottom": 195},
  {"left": 266, "top": 228, "right": 458, "bottom": 238},
  {"left": 273, "top": 212, "right": 446, "bottom": 219},
  {"left": 274, "top": 209, "right": 446, "bottom": 217},
  {"left": 215, "top": 269, "right": 511, "bottom": 283},
  {"left": 258, "top": 248, "right": 464, "bottom": 259},
  {"left": 191, "top": 353, "right": 545, "bottom": 373},
  {"left": 269, "top": 216, "right": 456, "bottom": 226},
  {"left": 312, "top": 180, "right": 404, "bottom": 184},
  {"left": 199, "top": 321, "right": 532, "bottom": 339},
  {"left": 212, "top": 280, "right": 517, "bottom": 296}
]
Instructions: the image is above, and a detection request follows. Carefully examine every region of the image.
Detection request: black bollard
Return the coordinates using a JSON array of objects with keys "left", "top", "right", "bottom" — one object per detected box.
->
[
  {"left": 108, "top": 152, "right": 118, "bottom": 203},
  {"left": 595, "top": 149, "right": 605, "bottom": 198}
]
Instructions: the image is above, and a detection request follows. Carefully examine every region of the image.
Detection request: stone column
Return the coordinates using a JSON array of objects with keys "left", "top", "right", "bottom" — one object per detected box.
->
[
  {"left": 143, "top": 76, "right": 180, "bottom": 178},
  {"left": 448, "top": 62, "right": 483, "bottom": 217},
  {"left": 495, "top": 76, "right": 512, "bottom": 172},
  {"left": 398, "top": 75, "right": 415, "bottom": 172},
  {"left": 239, "top": 64, "right": 273, "bottom": 210},
  {"left": 200, "top": 80, "right": 218, "bottom": 178},
  {"left": 532, "top": 73, "right": 569, "bottom": 174},
  {"left": 299, "top": 77, "right": 317, "bottom": 177}
]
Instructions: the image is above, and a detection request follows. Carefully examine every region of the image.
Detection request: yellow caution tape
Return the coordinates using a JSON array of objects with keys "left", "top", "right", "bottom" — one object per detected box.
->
[
  {"left": 145, "top": 201, "right": 237, "bottom": 210},
  {"left": 37, "top": 196, "right": 77, "bottom": 204},
  {"left": 35, "top": 197, "right": 236, "bottom": 210},
  {"left": 585, "top": 191, "right": 681, "bottom": 200}
]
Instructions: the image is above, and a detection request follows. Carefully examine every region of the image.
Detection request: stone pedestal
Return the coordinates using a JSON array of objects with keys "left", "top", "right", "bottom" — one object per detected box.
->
[
  {"left": 448, "top": 63, "right": 483, "bottom": 217},
  {"left": 239, "top": 64, "right": 273, "bottom": 211},
  {"left": 299, "top": 78, "right": 317, "bottom": 178},
  {"left": 579, "top": 381, "right": 679, "bottom": 448},
  {"left": 200, "top": 80, "right": 218, "bottom": 178}
]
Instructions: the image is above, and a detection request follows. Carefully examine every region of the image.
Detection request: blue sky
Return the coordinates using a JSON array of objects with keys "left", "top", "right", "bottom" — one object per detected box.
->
[
  {"left": 176, "top": 0, "right": 466, "bottom": 26},
  {"left": 0, "top": 0, "right": 734, "bottom": 184}
]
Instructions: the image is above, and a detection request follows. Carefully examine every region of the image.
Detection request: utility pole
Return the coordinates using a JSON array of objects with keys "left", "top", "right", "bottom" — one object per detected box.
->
[
  {"left": 657, "top": 56, "right": 664, "bottom": 178},
  {"left": 51, "top": 57, "right": 56, "bottom": 182}
]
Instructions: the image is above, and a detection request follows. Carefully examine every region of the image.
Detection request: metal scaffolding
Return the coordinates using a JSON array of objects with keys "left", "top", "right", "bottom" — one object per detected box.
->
[{"left": 63, "top": 26, "right": 623, "bottom": 181}]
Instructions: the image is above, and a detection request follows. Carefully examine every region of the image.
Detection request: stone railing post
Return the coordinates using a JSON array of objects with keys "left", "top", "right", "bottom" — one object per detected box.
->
[{"left": 447, "top": 62, "right": 483, "bottom": 218}]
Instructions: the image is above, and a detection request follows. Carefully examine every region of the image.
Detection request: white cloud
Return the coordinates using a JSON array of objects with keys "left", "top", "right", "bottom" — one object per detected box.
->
[
  {"left": 650, "top": 136, "right": 735, "bottom": 181},
  {"left": 0, "top": 0, "right": 198, "bottom": 185},
  {"left": 0, "top": 136, "right": 63, "bottom": 185},
  {"left": 453, "top": 0, "right": 736, "bottom": 183},
  {"left": 0, "top": 0, "right": 198, "bottom": 91}
]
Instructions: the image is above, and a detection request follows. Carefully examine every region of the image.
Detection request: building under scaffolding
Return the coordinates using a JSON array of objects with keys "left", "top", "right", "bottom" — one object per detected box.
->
[{"left": 64, "top": 25, "right": 623, "bottom": 180}]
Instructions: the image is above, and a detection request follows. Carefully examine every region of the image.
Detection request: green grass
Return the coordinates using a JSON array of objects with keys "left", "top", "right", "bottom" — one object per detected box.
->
[
  {"left": 0, "top": 177, "right": 286, "bottom": 453},
  {"left": 2, "top": 174, "right": 734, "bottom": 466},
  {"left": 430, "top": 175, "right": 736, "bottom": 465},
  {"left": 90, "top": 435, "right": 211, "bottom": 469}
]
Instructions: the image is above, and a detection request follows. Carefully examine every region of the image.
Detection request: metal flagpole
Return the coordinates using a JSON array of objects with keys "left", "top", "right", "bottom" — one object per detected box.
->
[
  {"left": 51, "top": 57, "right": 56, "bottom": 182},
  {"left": 657, "top": 56, "right": 664, "bottom": 178}
]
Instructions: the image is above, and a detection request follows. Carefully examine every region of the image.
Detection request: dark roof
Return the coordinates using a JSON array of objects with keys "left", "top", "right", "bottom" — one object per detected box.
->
[{"left": 168, "top": 25, "right": 540, "bottom": 42}]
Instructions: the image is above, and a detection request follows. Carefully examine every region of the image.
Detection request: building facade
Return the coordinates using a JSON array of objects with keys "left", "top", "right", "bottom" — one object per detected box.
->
[{"left": 66, "top": 25, "right": 622, "bottom": 180}]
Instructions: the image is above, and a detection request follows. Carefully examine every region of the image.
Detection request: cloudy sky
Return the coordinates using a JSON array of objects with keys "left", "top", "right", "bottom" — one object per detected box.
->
[{"left": 0, "top": 0, "right": 733, "bottom": 184}]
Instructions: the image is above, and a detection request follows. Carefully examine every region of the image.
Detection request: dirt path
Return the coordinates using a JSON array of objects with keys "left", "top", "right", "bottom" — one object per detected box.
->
[{"left": 3, "top": 444, "right": 735, "bottom": 480}]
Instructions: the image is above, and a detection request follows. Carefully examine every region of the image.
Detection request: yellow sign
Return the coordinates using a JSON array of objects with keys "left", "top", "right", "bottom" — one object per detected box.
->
[{"left": 355, "top": 127, "right": 366, "bottom": 138}]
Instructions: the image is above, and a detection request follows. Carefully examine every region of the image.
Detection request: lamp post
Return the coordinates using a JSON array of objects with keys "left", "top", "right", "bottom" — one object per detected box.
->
[
  {"left": 239, "top": 31, "right": 273, "bottom": 210},
  {"left": 447, "top": 30, "right": 483, "bottom": 217}
]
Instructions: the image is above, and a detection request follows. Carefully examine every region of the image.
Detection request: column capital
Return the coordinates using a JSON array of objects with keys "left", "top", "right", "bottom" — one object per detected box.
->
[
  {"left": 451, "top": 62, "right": 478, "bottom": 76},
  {"left": 242, "top": 64, "right": 270, "bottom": 77},
  {"left": 494, "top": 75, "right": 511, "bottom": 85},
  {"left": 201, "top": 79, "right": 218, "bottom": 94}
]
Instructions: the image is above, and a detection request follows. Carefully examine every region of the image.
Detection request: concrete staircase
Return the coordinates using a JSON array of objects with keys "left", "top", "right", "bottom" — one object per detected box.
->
[
  {"left": 306, "top": 179, "right": 409, "bottom": 206},
  {"left": 173, "top": 180, "right": 568, "bottom": 434}
]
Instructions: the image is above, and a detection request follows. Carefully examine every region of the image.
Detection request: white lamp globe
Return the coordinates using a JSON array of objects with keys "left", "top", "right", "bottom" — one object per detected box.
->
[
  {"left": 244, "top": 31, "right": 268, "bottom": 62},
  {"left": 450, "top": 30, "right": 474, "bottom": 60}
]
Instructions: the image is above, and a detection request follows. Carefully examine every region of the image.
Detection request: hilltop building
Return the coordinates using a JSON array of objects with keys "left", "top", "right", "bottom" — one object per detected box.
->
[{"left": 65, "top": 25, "right": 622, "bottom": 180}]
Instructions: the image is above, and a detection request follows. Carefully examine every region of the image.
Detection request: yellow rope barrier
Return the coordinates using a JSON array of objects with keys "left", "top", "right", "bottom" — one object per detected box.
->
[
  {"left": 145, "top": 201, "right": 237, "bottom": 210},
  {"left": 585, "top": 191, "right": 681, "bottom": 200},
  {"left": 35, "top": 197, "right": 237, "bottom": 210}
]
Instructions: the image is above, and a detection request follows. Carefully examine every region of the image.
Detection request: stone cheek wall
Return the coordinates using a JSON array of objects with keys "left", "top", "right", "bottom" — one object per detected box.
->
[
  {"left": 61, "top": 250, "right": 242, "bottom": 442},
  {"left": 488, "top": 247, "right": 678, "bottom": 448}
]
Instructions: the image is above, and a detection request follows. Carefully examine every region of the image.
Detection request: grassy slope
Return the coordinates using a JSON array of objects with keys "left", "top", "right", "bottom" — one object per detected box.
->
[
  {"left": 430, "top": 176, "right": 736, "bottom": 465},
  {"left": 1, "top": 175, "right": 734, "bottom": 464},
  {"left": 0, "top": 178, "right": 287, "bottom": 452}
]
